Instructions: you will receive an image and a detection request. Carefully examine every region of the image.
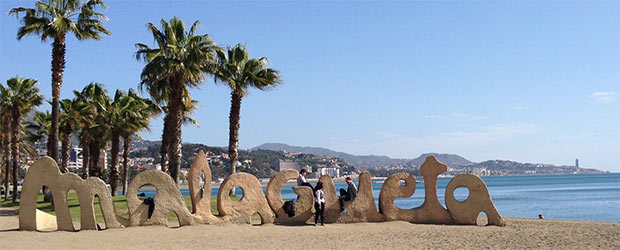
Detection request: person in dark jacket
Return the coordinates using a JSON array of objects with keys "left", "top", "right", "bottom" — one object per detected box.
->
[
  {"left": 297, "top": 169, "right": 313, "bottom": 189},
  {"left": 339, "top": 177, "right": 357, "bottom": 213},
  {"left": 296, "top": 169, "right": 313, "bottom": 200}
]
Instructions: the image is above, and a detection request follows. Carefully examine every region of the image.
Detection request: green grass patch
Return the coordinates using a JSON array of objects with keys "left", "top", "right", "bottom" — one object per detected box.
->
[
  {"left": 1, "top": 193, "right": 241, "bottom": 223},
  {"left": 0, "top": 199, "right": 20, "bottom": 208}
]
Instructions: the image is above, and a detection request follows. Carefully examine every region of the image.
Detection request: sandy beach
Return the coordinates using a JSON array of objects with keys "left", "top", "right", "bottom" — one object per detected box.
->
[{"left": 1, "top": 208, "right": 618, "bottom": 250}]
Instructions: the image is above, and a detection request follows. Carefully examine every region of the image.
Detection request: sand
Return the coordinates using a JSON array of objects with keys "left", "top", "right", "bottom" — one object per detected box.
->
[{"left": 1, "top": 207, "right": 618, "bottom": 249}]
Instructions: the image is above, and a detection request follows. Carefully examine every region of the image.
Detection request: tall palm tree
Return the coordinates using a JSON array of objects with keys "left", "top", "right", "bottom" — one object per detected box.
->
[
  {"left": 59, "top": 98, "right": 94, "bottom": 173},
  {"left": 24, "top": 110, "right": 55, "bottom": 202},
  {"left": 0, "top": 124, "right": 6, "bottom": 200},
  {"left": 1, "top": 113, "right": 39, "bottom": 201},
  {"left": 108, "top": 89, "right": 158, "bottom": 196},
  {"left": 0, "top": 93, "right": 11, "bottom": 201},
  {"left": 213, "top": 44, "right": 281, "bottom": 175},
  {"left": 1, "top": 76, "right": 43, "bottom": 202},
  {"left": 74, "top": 82, "right": 110, "bottom": 178},
  {"left": 120, "top": 89, "right": 159, "bottom": 195},
  {"left": 24, "top": 110, "right": 51, "bottom": 149},
  {"left": 135, "top": 17, "right": 218, "bottom": 183},
  {"left": 14, "top": 125, "right": 40, "bottom": 161},
  {"left": 10, "top": 0, "right": 111, "bottom": 163},
  {"left": 107, "top": 90, "right": 129, "bottom": 196},
  {"left": 158, "top": 96, "right": 199, "bottom": 174},
  {"left": 87, "top": 105, "right": 110, "bottom": 179}
]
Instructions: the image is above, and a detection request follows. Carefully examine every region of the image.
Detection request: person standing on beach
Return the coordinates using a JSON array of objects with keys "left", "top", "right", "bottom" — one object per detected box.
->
[
  {"left": 339, "top": 177, "right": 357, "bottom": 213},
  {"left": 314, "top": 181, "right": 325, "bottom": 226}
]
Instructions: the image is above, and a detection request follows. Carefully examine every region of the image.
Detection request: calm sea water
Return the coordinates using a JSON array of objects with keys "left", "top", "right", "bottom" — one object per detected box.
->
[{"left": 136, "top": 173, "right": 620, "bottom": 222}]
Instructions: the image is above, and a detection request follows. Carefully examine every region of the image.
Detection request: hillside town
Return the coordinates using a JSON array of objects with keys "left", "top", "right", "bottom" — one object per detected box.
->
[
  {"left": 15, "top": 138, "right": 605, "bottom": 187},
  {"left": 28, "top": 139, "right": 356, "bottom": 184}
]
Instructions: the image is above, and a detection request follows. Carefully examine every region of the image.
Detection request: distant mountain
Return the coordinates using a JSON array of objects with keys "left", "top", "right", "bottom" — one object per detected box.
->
[
  {"left": 251, "top": 143, "right": 474, "bottom": 168},
  {"left": 130, "top": 140, "right": 607, "bottom": 175},
  {"left": 251, "top": 143, "right": 408, "bottom": 167},
  {"left": 408, "top": 153, "right": 474, "bottom": 167},
  {"left": 130, "top": 138, "right": 162, "bottom": 149}
]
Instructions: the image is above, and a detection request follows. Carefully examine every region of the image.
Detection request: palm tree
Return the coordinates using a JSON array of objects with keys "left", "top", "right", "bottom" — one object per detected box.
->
[
  {"left": 24, "top": 110, "right": 55, "bottom": 202},
  {"left": 213, "top": 44, "right": 281, "bottom": 175},
  {"left": 135, "top": 17, "right": 218, "bottom": 183},
  {"left": 107, "top": 90, "right": 129, "bottom": 196},
  {"left": 1, "top": 112, "right": 40, "bottom": 201},
  {"left": 74, "top": 82, "right": 110, "bottom": 178},
  {"left": 120, "top": 89, "right": 159, "bottom": 195},
  {"left": 0, "top": 94, "right": 11, "bottom": 201},
  {"left": 15, "top": 125, "right": 40, "bottom": 161},
  {"left": 107, "top": 89, "right": 158, "bottom": 196},
  {"left": 59, "top": 98, "right": 94, "bottom": 173},
  {"left": 157, "top": 93, "right": 199, "bottom": 174},
  {"left": 10, "top": 0, "right": 111, "bottom": 163},
  {"left": 1, "top": 76, "right": 43, "bottom": 201},
  {"left": 2, "top": 120, "right": 39, "bottom": 188},
  {"left": 24, "top": 110, "right": 51, "bottom": 149},
  {"left": 0, "top": 126, "right": 6, "bottom": 201}
]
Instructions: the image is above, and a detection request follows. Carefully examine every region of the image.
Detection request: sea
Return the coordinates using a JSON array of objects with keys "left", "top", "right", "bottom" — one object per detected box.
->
[{"left": 136, "top": 173, "right": 620, "bottom": 222}]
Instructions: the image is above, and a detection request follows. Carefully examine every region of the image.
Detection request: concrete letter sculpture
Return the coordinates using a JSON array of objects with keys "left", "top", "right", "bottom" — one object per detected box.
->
[
  {"left": 378, "top": 172, "right": 416, "bottom": 221},
  {"left": 316, "top": 174, "right": 341, "bottom": 223},
  {"left": 336, "top": 172, "right": 384, "bottom": 223},
  {"left": 19, "top": 157, "right": 124, "bottom": 231},
  {"left": 127, "top": 170, "right": 194, "bottom": 226},
  {"left": 412, "top": 156, "right": 453, "bottom": 224},
  {"left": 377, "top": 156, "right": 451, "bottom": 224},
  {"left": 19, "top": 154, "right": 505, "bottom": 231},
  {"left": 445, "top": 174, "right": 506, "bottom": 226},
  {"left": 265, "top": 170, "right": 313, "bottom": 224},
  {"left": 217, "top": 172, "right": 275, "bottom": 224},
  {"left": 187, "top": 151, "right": 222, "bottom": 224}
]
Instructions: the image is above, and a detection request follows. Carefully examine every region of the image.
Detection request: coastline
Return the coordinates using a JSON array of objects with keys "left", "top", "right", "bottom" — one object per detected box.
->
[{"left": 5, "top": 172, "right": 615, "bottom": 192}]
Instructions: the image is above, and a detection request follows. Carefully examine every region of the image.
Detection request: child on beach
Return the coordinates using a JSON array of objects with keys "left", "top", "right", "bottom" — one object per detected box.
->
[{"left": 314, "top": 181, "right": 325, "bottom": 226}]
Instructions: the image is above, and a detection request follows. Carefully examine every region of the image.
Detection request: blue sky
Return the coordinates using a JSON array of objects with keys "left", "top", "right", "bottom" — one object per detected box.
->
[{"left": 1, "top": 1, "right": 618, "bottom": 171}]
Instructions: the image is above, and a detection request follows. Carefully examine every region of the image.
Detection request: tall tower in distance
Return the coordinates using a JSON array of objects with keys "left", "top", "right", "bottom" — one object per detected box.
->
[{"left": 575, "top": 158, "right": 579, "bottom": 168}]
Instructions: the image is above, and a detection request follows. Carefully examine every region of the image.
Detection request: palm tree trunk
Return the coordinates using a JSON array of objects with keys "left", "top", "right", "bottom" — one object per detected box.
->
[
  {"left": 0, "top": 133, "right": 4, "bottom": 200},
  {"left": 10, "top": 108, "right": 20, "bottom": 202},
  {"left": 81, "top": 137, "right": 90, "bottom": 178},
  {"left": 167, "top": 78, "right": 184, "bottom": 183},
  {"left": 60, "top": 131, "right": 70, "bottom": 173},
  {"left": 228, "top": 91, "right": 243, "bottom": 175},
  {"left": 171, "top": 128, "right": 182, "bottom": 180},
  {"left": 89, "top": 141, "right": 101, "bottom": 178},
  {"left": 2, "top": 131, "right": 9, "bottom": 201},
  {"left": 160, "top": 114, "right": 171, "bottom": 173},
  {"left": 227, "top": 91, "right": 243, "bottom": 196},
  {"left": 109, "top": 130, "right": 120, "bottom": 196},
  {"left": 50, "top": 35, "right": 66, "bottom": 163},
  {"left": 122, "top": 136, "right": 131, "bottom": 195},
  {"left": 46, "top": 135, "right": 53, "bottom": 157}
]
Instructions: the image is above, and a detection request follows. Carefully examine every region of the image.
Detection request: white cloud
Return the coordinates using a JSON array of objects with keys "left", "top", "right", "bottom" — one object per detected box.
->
[
  {"left": 590, "top": 91, "right": 617, "bottom": 103},
  {"left": 514, "top": 106, "right": 528, "bottom": 111},
  {"left": 450, "top": 112, "right": 486, "bottom": 121},
  {"left": 425, "top": 114, "right": 444, "bottom": 120},
  {"left": 425, "top": 112, "right": 486, "bottom": 122}
]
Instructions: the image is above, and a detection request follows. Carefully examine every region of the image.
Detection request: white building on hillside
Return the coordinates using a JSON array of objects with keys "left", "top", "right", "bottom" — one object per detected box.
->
[{"left": 317, "top": 167, "right": 339, "bottom": 178}]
